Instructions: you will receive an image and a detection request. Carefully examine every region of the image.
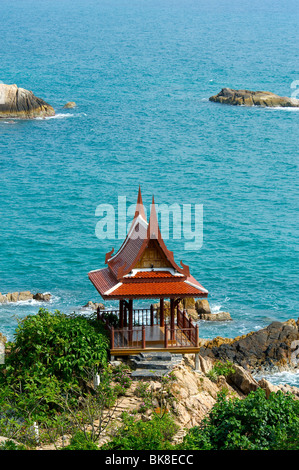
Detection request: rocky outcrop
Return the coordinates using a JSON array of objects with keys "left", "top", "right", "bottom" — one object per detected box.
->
[
  {"left": 0, "top": 84, "right": 55, "bottom": 119},
  {"left": 199, "top": 319, "right": 299, "bottom": 372},
  {"left": 0, "top": 291, "right": 51, "bottom": 303},
  {"left": 209, "top": 88, "right": 299, "bottom": 107}
]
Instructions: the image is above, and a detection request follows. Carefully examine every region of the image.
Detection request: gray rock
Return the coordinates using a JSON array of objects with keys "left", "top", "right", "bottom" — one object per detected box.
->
[
  {"left": 0, "top": 84, "right": 55, "bottom": 119},
  {"left": 209, "top": 88, "right": 299, "bottom": 107}
]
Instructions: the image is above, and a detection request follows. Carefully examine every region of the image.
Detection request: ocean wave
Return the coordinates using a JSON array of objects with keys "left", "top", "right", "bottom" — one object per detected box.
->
[
  {"left": 36, "top": 112, "right": 87, "bottom": 120},
  {"left": 254, "top": 370, "right": 299, "bottom": 387}
]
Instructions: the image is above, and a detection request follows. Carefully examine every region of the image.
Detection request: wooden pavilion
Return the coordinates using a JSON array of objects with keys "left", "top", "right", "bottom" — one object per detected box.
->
[{"left": 88, "top": 187, "right": 208, "bottom": 357}]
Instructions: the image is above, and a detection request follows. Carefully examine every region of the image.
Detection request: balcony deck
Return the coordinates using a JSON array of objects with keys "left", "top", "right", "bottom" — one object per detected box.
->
[{"left": 98, "top": 307, "right": 201, "bottom": 356}]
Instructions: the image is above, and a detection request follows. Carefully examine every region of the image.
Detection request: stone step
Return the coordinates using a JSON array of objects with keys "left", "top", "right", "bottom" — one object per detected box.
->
[
  {"left": 130, "top": 359, "right": 173, "bottom": 370},
  {"left": 131, "top": 369, "right": 171, "bottom": 379},
  {"left": 138, "top": 352, "right": 173, "bottom": 362}
]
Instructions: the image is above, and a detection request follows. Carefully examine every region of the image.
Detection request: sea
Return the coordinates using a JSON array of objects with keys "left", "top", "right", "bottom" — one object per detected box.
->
[{"left": 0, "top": 0, "right": 298, "bottom": 386}]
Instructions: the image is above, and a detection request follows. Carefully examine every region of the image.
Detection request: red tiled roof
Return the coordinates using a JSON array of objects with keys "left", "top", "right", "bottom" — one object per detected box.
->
[
  {"left": 88, "top": 268, "right": 118, "bottom": 294},
  {"left": 108, "top": 280, "right": 207, "bottom": 298},
  {"left": 88, "top": 188, "right": 208, "bottom": 300},
  {"left": 108, "top": 221, "right": 147, "bottom": 278}
]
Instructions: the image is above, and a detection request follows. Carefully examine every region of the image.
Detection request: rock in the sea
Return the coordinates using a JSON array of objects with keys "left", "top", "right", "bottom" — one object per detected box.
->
[
  {"left": 33, "top": 293, "right": 51, "bottom": 302},
  {"left": 200, "top": 319, "right": 299, "bottom": 371},
  {"left": 0, "top": 291, "right": 43, "bottom": 302},
  {"left": 209, "top": 88, "right": 299, "bottom": 107},
  {"left": 83, "top": 301, "right": 105, "bottom": 310},
  {"left": 63, "top": 101, "right": 76, "bottom": 109},
  {"left": 0, "top": 84, "right": 55, "bottom": 119},
  {"left": 195, "top": 299, "right": 211, "bottom": 314},
  {"left": 199, "top": 311, "right": 232, "bottom": 321}
]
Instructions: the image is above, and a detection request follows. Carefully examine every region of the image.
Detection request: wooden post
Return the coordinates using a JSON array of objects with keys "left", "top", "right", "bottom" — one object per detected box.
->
[
  {"left": 142, "top": 325, "right": 146, "bottom": 349},
  {"left": 188, "top": 316, "right": 192, "bottom": 341},
  {"left": 160, "top": 298, "right": 164, "bottom": 327},
  {"left": 119, "top": 300, "right": 124, "bottom": 329},
  {"left": 150, "top": 304, "right": 154, "bottom": 326},
  {"left": 195, "top": 324, "right": 199, "bottom": 347},
  {"left": 164, "top": 325, "right": 168, "bottom": 348},
  {"left": 170, "top": 298, "right": 175, "bottom": 340},
  {"left": 124, "top": 306, "right": 127, "bottom": 327},
  {"left": 97, "top": 306, "right": 100, "bottom": 321},
  {"left": 111, "top": 327, "right": 115, "bottom": 350},
  {"left": 128, "top": 299, "right": 133, "bottom": 343}
]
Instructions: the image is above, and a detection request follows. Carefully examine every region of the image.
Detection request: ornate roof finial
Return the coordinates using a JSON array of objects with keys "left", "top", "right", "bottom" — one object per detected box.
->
[{"left": 134, "top": 185, "right": 147, "bottom": 221}]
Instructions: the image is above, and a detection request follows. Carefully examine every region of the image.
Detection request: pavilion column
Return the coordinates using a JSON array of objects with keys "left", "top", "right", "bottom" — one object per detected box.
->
[
  {"left": 160, "top": 298, "right": 164, "bottom": 327},
  {"left": 170, "top": 298, "right": 175, "bottom": 340},
  {"left": 128, "top": 299, "right": 133, "bottom": 343},
  {"left": 119, "top": 300, "right": 124, "bottom": 328},
  {"left": 124, "top": 304, "right": 127, "bottom": 327}
]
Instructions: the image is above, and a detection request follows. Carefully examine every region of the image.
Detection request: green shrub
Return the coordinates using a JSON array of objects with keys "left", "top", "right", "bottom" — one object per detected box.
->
[
  {"left": 2, "top": 308, "right": 109, "bottom": 384},
  {"left": 207, "top": 360, "right": 235, "bottom": 383},
  {"left": 179, "top": 388, "right": 299, "bottom": 450},
  {"left": 62, "top": 431, "right": 99, "bottom": 450},
  {"left": 101, "top": 412, "right": 178, "bottom": 450},
  {"left": 0, "top": 440, "right": 27, "bottom": 450}
]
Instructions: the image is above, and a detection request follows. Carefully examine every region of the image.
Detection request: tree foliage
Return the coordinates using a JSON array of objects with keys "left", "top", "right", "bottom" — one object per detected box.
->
[
  {"left": 4, "top": 308, "right": 109, "bottom": 383},
  {"left": 179, "top": 388, "right": 299, "bottom": 450}
]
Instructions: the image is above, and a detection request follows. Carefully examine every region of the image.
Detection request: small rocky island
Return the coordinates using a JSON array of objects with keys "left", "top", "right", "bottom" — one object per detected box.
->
[
  {"left": 209, "top": 88, "right": 299, "bottom": 107},
  {"left": 0, "top": 83, "right": 55, "bottom": 119}
]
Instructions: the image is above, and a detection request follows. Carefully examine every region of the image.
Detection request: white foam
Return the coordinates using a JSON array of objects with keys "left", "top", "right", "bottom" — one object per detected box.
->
[
  {"left": 255, "top": 370, "right": 299, "bottom": 387},
  {"left": 36, "top": 112, "right": 87, "bottom": 121},
  {"left": 210, "top": 304, "right": 222, "bottom": 313}
]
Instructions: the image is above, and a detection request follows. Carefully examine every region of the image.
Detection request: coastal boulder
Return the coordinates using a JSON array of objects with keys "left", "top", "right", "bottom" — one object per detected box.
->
[
  {"left": 227, "top": 364, "right": 259, "bottom": 395},
  {"left": 209, "top": 88, "right": 299, "bottom": 107},
  {"left": 0, "top": 84, "right": 55, "bottom": 119}
]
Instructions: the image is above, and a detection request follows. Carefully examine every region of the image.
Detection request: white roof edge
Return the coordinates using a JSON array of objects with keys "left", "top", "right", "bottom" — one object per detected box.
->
[
  {"left": 104, "top": 282, "right": 123, "bottom": 295},
  {"left": 89, "top": 267, "right": 106, "bottom": 274},
  {"left": 184, "top": 279, "right": 208, "bottom": 294}
]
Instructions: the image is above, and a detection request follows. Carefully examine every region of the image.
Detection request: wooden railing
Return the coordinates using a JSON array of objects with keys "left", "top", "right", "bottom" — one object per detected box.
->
[
  {"left": 111, "top": 326, "right": 146, "bottom": 349},
  {"left": 175, "top": 309, "right": 199, "bottom": 347},
  {"left": 97, "top": 306, "right": 158, "bottom": 327},
  {"left": 98, "top": 305, "right": 199, "bottom": 350}
]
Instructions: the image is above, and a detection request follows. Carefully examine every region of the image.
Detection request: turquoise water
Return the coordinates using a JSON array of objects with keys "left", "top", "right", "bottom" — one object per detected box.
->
[{"left": 0, "top": 1, "right": 298, "bottom": 383}]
